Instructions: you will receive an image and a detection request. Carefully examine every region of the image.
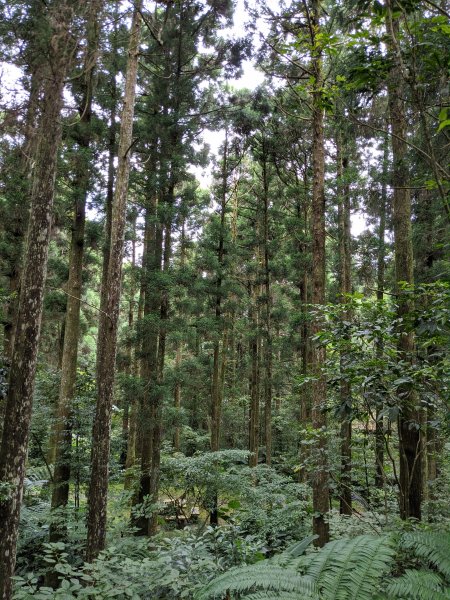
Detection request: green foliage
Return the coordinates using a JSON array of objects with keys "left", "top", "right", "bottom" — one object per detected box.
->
[{"left": 197, "top": 531, "right": 450, "bottom": 600}]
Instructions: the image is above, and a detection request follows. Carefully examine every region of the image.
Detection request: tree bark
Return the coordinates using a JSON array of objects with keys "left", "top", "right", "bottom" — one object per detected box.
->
[
  {"left": 248, "top": 282, "right": 260, "bottom": 468},
  {"left": 261, "top": 144, "right": 273, "bottom": 466},
  {"left": 48, "top": 2, "right": 102, "bottom": 556},
  {"left": 375, "top": 133, "right": 388, "bottom": 489},
  {"left": 86, "top": 2, "right": 142, "bottom": 561},
  {"left": 385, "top": 1, "right": 422, "bottom": 521},
  {"left": 337, "top": 138, "right": 352, "bottom": 516},
  {"left": 0, "top": 2, "right": 79, "bottom": 596},
  {"left": 310, "top": 0, "right": 330, "bottom": 546}
]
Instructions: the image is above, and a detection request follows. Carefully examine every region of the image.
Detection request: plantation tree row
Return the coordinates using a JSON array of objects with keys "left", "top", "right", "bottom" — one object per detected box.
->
[{"left": 0, "top": 0, "right": 448, "bottom": 598}]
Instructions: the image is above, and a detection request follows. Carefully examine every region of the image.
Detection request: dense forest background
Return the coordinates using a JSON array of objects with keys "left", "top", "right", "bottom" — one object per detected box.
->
[{"left": 0, "top": 0, "right": 449, "bottom": 598}]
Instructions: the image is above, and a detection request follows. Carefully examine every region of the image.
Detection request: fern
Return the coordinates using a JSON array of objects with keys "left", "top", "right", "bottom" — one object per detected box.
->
[
  {"left": 386, "top": 568, "right": 450, "bottom": 600},
  {"left": 304, "top": 535, "right": 395, "bottom": 600},
  {"left": 401, "top": 531, "right": 450, "bottom": 581},
  {"left": 243, "top": 593, "right": 314, "bottom": 600},
  {"left": 195, "top": 563, "right": 317, "bottom": 600}
]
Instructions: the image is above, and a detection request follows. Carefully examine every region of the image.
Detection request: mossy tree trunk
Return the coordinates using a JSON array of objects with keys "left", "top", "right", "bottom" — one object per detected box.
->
[
  {"left": 86, "top": 2, "right": 142, "bottom": 561},
  {"left": 0, "top": 2, "right": 79, "bottom": 596}
]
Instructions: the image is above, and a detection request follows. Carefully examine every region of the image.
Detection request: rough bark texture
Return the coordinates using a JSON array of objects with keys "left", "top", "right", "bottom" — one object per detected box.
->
[
  {"left": 48, "top": 2, "right": 101, "bottom": 556},
  {"left": 86, "top": 3, "right": 142, "bottom": 561},
  {"left": 2, "top": 65, "right": 43, "bottom": 363},
  {"left": 0, "top": 2, "right": 78, "bottom": 596},
  {"left": 310, "top": 0, "right": 330, "bottom": 547},
  {"left": 386, "top": 1, "right": 422, "bottom": 521}
]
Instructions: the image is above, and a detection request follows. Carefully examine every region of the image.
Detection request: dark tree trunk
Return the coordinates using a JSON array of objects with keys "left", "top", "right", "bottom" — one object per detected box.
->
[
  {"left": 134, "top": 190, "right": 162, "bottom": 535},
  {"left": 248, "top": 282, "right": 260, "bottom": 468},
  {"left": 261, "top": 144, "right": 273, "bottom": 466},
  {"left": 0, "top": 2, "right": 78, "bottom": 596},
  {"left": 386, "top": 1, "right": 422, "bottom": 521},
  {"left": 310, "top": 0, "right": 330, "bottom": 547}
]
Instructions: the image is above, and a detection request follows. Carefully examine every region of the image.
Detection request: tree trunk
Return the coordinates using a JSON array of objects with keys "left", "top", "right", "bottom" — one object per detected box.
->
[
  {"left": 148, "top": 220, "right": 172, "bottom": 536},
  {"left": 386, "top": 1, "right": 422, "bottom": 521},
  {"left": 0, "top": 2, "right": 78, "bottom": 596},
  {"left": 48, "top": 2, "right": 101, "bottom": 557},
  {"left": 261, "top": 145, "right": 273, "bottom": 466},
  {"left": 86, "top": 3, "right": 142, "bottom": 561},
  {"left": 337, "top": 139, "right": 352, "bottom": 516},
  {"left": 134, "top": 190, "right": 162, "bottom": 535},
  {"left": 375, "top": 133, "right": 388, "bottom": 489},
  {"left": 310, "top": 0, "right": 330, "bottom": 546},
  {"left": 248, "top": 282, "right": 260, "bottom": 468}
]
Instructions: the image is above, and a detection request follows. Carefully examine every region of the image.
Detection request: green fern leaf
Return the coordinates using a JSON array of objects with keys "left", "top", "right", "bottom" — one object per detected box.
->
[
  {"left": 387, "top": 568, "right": 450, "bottom": 600},
  {"left": 402, "top": 532, "right": 450, "bottom": 581},
  {"left": 195, "top": 563, "right": 317, "bottom": 600},
  {"left": 305, "top": 535, "right": 395, "bottom": 600}
]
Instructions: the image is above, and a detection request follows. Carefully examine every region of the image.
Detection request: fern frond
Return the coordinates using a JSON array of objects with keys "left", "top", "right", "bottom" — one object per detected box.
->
[
  {"left": 243, "top": 593, "right": 312, "bottom": 600},
  {"left": 387, "top": 568, "right": 450, "bottom": 600},
  {"left": 195, "top": 564, "right": 317, "bottom": 600},
  {"left": 402, "top": 531, "right": 450, "bottom": 581},
  {"left": 305, "top": 535, "right": 395, "bottom": 600}
]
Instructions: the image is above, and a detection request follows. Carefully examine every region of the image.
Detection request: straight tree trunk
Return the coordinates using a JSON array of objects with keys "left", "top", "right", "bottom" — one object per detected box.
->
[
  {"left": 211, "top": 132, "right": 228, "bottom": 454},
  {"left": 337, "top": 139, "right": 352, "bottom": 516},
  {"left": 385, "top": 1, "right": 422, "bottom": 521},
  {"left": 48, "top": 2, "right": 102, "bottom": 554},
  {"left": 148, "top": 219, "right": 172, "bottom": 536},
  {"left": 261, "top": 145, "right": 273, "bottom": 466},
  {"left": 0, "top": 2, "right": 79, "bottom": 596},
  {"left": 86, "top": 3, "right": 142, "bottom": 561},
  {"left": 375, "top": 133, "right": 388, "bottom": 489},
  {"left": 2, "top": 65, "right": 44, "bottom": 362},
  {"left": 248, "top": 282, "right": 260, "bottom": 468},
  {"left": 310, "top": 0, "right": 330, "bottom": 546},
  {"left": 121, "top": 208, "right": 138, "bottom": 471},
  {"left": 134, "top": 190, "right": 162, "bottom": 534}
]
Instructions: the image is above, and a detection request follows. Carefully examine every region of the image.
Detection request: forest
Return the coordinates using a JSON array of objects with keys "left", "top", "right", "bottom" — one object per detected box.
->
[{"left": 0, "top": 0, "right": 449, "bottom": 598}]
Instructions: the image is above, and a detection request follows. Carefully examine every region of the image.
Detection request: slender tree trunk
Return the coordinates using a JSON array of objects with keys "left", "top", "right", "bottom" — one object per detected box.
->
[
  {"left": 121, "top": 208, "right": 138, "bottom": 470},
  {"left": 99, "top": 5, "right": 119, "bottom": 318},
  {"left": 48, "top": 3, "right": 101, "bottom": 556},
  {"left": 337, "top": 138, "right": 352, "bottom": 516},
  {"left": 211, "top": 132, "right": 228, "bottom": 454},
  {"left": 375, "top": 134, "right": 388, "bottom": 489},
  {"left": 386, "top": 1, "right": 422, "bottom": 521},
  {"left": 261, "top": 147, "right": 273, "bottom": 466},
  {"left": 0, "top": 3, "right": 78, "bottom": 596},
  {"left": 86, "top": 3, "right": 142, "bottom": 561},
  {"left": 248, "top": 282, "right": 260, "bottom": 468},
  {"left": 134, "top": 190, "right": 162, "bottom": 534},
  {"left": 310, "top": 0, "right": 330, "bottom": 546},
  {"left": 148, "top": 219, "right": 172, "bottom": 536},
  {"left": 174, "top": 343, "right": 182, "bottom": 452}
]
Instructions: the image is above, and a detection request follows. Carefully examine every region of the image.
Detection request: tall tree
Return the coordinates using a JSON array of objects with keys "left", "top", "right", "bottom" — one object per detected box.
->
[
  {"left": 385, "top": 0, "right": 422, "bottom": 520},
  {"left": 86, "top": 1, "right": 142, "bottom": 561},
  {"left": 48, "top": 0, "right": 102, "bottom": 553},
  {"left": 309, "top": 0, "right": 330, "bottom": 546},
  {"left": 0, "top": 1, "right": 82, "bottom": 596}
]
